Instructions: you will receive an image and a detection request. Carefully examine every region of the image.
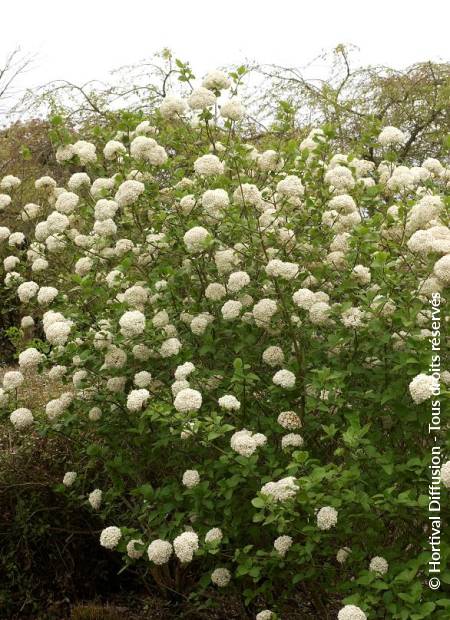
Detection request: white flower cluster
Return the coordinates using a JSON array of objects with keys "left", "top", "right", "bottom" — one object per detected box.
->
[
  {"left": 230, "top": 429, "right": 267, "bottom": 457},
  {"left": 261, "top": 476, "right": 298, "bottom": 502},
  {"left": 173, "top": 531, "right": 199, "bottom": 563}
]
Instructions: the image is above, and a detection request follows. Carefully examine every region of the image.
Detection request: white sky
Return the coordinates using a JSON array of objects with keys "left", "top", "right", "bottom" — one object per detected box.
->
[{"left": 1, "top": 0, "right": 449, "bottom": 101}]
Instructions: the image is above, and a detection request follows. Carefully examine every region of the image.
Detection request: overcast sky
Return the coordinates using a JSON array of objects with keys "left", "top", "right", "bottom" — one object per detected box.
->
[{"left": 1, "top": 0, "right": 449, "bottom": 102}]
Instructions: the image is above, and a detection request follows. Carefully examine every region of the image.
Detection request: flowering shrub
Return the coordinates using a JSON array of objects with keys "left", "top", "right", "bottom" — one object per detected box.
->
[{"left": 1, "top": 66, "right": 449, "bottom": 618}]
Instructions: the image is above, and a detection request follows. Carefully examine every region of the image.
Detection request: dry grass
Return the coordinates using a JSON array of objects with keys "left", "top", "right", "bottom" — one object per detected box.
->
[{"left": 0, "top": 364, "right": 67, "bottom": 411}]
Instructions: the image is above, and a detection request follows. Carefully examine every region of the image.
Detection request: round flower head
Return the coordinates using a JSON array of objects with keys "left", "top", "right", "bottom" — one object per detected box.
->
[
  {"left": 18, "top": 347, "right": 42, "bottom": 370},
  {"left": 10, "top": 407, "right": 34, "bottom": 430},
  {"left": 278, "top": 411, "right": 301, "bottom": 430},
  {"left": 202, "top": 70, "right": 231, "bottom": 90},
  {"left": 433, "top": 254, "right": 450, "bottom": 285},
  {"left": 184, "top": 226, "right": 210, "bottom": 253},
  {"left": 174, "top": 388, "right": 202, "bottom": 413},
  {"left": 63, "top": 471, "right": 77, "bottom": 487},
  {"left": 274, "top": 535, "right": 293, "bottom": 557},
  {"left": 3, "top": 370, "right": 24, "bottom": 391},
  {"left": 126, "top": 388, "right": 150, "bottom": 412},
  {"left": 281, "top": 433, "right": 304, "bottom": 449},
  {"left": 252, "top": 299, "right": 277, "bottom": 327},
  {"left": 218, "top": 394, "right": 241, "bottom": 411},
  {"left": 211, "top": 567, "right": 231, "bottom": 587},
  {"left": 336, "top": 547, "right": 351, "bottom": 564},
  {"left": 119, "top": 310, "right": 146, "bottom": 337},
  {"left": 230, "top": 429, "right": 264, "bottom": 457},
  {"left": 378, "top": 126, "right": 406, "bottom": 147},
  {"left": 409, "top": 374, "right": 437, "bottom": 404},
  {"left": 88, "top": 488, "right": 102, "bottom": 510},
  {"left": 127, "top": 539, "right": 144, "bottom": 559},
  {"left": 188, "top": 87, "right": 216, "bottom": 110},
  {"left": 338, "top": 605, "right": 367, "bottom": 620},
  {"left": 115, "top": 180, "right": 145, "bottom": 207},
  {"left": 220, "top": 97, "right": 245, "bottom": 121},
  {"left": 182, "top": 469, "right": 200, "bottom": 488},
  {"left": 369, "top": 555, "right": 389, "bottom": 575},
  {"left": 262, "top": 346, "right": 284, "bottom": 367},
  {"left": 17, "top": 281, "right": 39, "bottom": 303},
  {"left": 272, "top": 369, "right": 296, "bottom": 389},
  {"left": 160, "top": 337, "right": 182, "bottom": 358},
  {"left": 256, "top": 611, "right": 274, "bottom": 620},
  {"left": 173, "top": 531, "right": 199, "bottom": 563},
  {"left": 100, "top": 526, "right": 122, "bottom": 549},
  {"left": 194, "top": 154, "right": 224, "bottom": 176},
  {"left": 205, "top": 528, "right": 223, "bottom": 544},
  {"left": 159, "top": 96, "right": 187, "bottom": 119},
  {"left": 147, "top": 539, "right": 173, "bottom": 565},
  {"left": 317, "top": 506, "right": 338, "bottom": 530}
]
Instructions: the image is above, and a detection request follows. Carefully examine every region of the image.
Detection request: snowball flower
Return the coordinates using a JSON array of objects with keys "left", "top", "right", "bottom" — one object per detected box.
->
[
  {"left": 184, "top": 226, "right": 210, "bottom": 252},
  {"left": 230, "top": 429, "right": 265, "bottom": 457},
  {"left": 160, "top": 337, "right": 182, "bottom": 357},
  {"left": 134, "top": 371, "right": 152, "bottom": 388},
  {"left": 256, "top": 612, "right": 274, "bottom": 620},
  {"left": 37, "top": 286, "right": 58, "bottom": 306},
  {"left": 174, "top": 388, "right": 202, "bottom": 413},
  {"left": 18, "top": 347, "right": 42, "bottom": 369},
  {"left": 369, "top": 556, "right": 389, "bottom": 575},
  {"left": 202, "top": 70, "right": 231, "bottom": 90},
  {"left": 433, "top": 254, "right": 450, "bottom": 285},
  {"left": 205, "top": 528, "right": 223, "bottom": 544},
  {"left": 252, "top": 299, "right": 277, "bottom": 327},
  {"left": 205, "top": 282, "right": 227, "bottom": 301},
  {"left": 336, "top": 547, "right": 351, "bottom": 564},
  {"left": 10, "top": 407, "right": 34, "bottom": 430},
  {"left": 274, "top": 535, "right": 293, "bottom": 557},
  {"left": 227, "top": 271, "right": 250, "bottom": 293},
  {"left": 159, "top": 95, "right": 187, "bottom": 119},
  {"left": 63, "top": 471, "right": 77, "bottom": 487},
  {"left": 218, "top": 395, "right": 241, "bottom": 411},
  {"left": 3, "top": 370, "right": 24, "bottom": 391},
  {"left": 220, "top": 97, "right": 245, "bottom": 121},
  {"left": 88, "top": 489, "right": 102, "bottom": 510},
  {"left": 173, "top": 531, "right": 199, "bottom": 563},
  {"left": 265, "top": 259, "right": 299, "bottom": 280},
  {"left": 262, "top": 346, "right": 284, "bottom": 367},
  {"left": 211, "top": 567, "right": 231, "bottom": 587},
  {"left": 17, "top": 281, "right": 39, "bottom": 302},
  {"left": 440, "top": 461, "right": 450, "bottom": 488},
  {"left": 188, "top": 87, "right": 216, "bottom": 110},
  {"left": 277, "top": 175, "right": 304, "bottom": 197},
  {"left": 103, "top": 140, "right": 126, "bottom": 160},
  {"left": 126, "top": 539, "right": 144, "bottom": 559},
  {"left": 55, "top": 192, "right": 79, "bottom": 214},
  {"left": 174, "top": 362, "right": 195, "bottom": 380},
  {"left": 261, "top": 476, "right": 298, "bottom": 502},
  {"left": 409, "top": 373, "right": 437, "bottom": 404},
  {"left": 182, "top": 469, "right": 200, "bottom": 488},
  {"left": 281, "top": 433, "right": 304, "bottom": 449},
  {"left": 338, "top": 605, "right": 367, "bottom": 620},
  {"left": 100, "top": 526, "right": 122, "bottom": 549},
  {"left": 148, "top": 539, "right": 173, "bottom": 564},
  {"left": 126, "top": 388, "right": 150, "bottom": 412},
  {"left": 194, "top": 154, "right": 224, "bottom": 176},
  {"left": 115, "top": 180, "right": 145, "bottom": 207},
  {"left": 119, "top": 310, "right": 146, "bottom": 337},
  {"left": 272, "top": 369, "right": 296, "bottom": 389},
  {"left": 221, "top": 300, "right": 242, "bottom": 320},
  {"left": 317, "top": 506, "right": 338, "bottom": 530},
  {"left": 278, "top": 411, "right": 301, "bottom": 430},
  {"left": 378, "top": 126, "right": 406, "bottom": 147}
]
